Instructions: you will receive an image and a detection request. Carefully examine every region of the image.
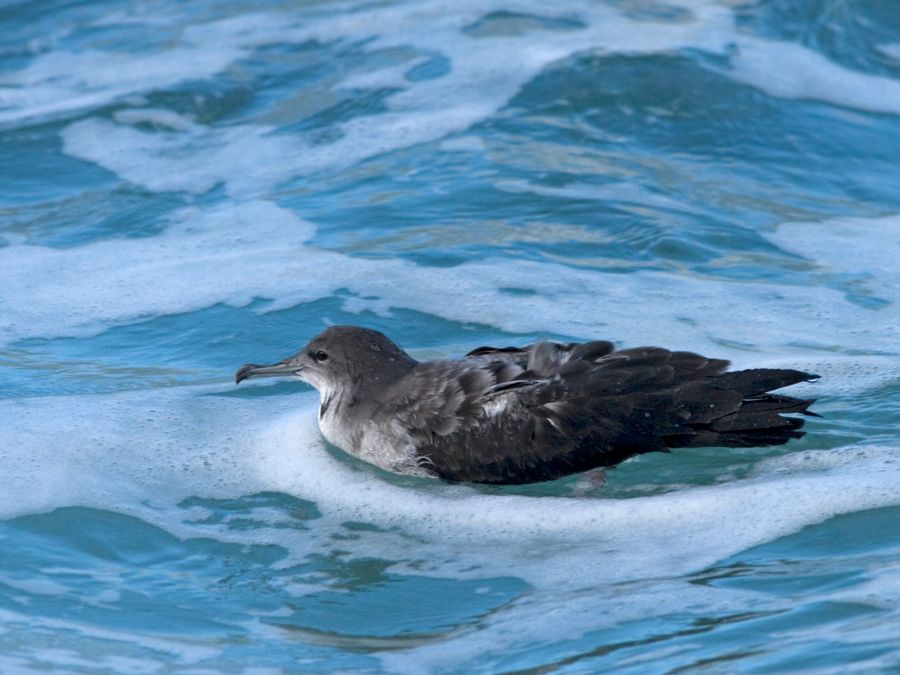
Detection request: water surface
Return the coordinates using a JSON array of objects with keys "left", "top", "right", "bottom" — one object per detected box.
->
[{"left": 2, "top": 0, "right": 900, "bottom": 671}]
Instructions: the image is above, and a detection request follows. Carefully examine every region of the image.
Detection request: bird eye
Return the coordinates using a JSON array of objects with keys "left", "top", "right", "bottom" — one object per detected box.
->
[{"left": 314, "top": 350, "right": 329, "bottom": 363}]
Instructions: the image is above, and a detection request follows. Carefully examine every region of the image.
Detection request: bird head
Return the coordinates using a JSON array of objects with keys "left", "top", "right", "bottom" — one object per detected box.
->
[{"left": 235, "top": 325, "right": 417, "bottom": 393}]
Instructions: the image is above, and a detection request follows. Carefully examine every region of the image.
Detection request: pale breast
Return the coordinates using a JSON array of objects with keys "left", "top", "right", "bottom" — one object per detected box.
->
[{"left": 317, "top": 393, "right": 425, "bottom": 476}]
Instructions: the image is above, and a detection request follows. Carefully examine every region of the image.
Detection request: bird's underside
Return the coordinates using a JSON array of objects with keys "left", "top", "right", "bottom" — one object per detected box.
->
[{"left": 381, "top": 340, "right": 818, "bottom": 485}]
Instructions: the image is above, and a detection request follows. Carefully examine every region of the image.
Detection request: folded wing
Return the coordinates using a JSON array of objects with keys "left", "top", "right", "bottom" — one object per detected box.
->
[{"left": 386, "top": 341, "right": 817, "bottom": 484}]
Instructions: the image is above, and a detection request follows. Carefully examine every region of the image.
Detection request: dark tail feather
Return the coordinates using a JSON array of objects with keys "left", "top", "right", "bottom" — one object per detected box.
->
[
  {"left": 730, "top": 394, "right": 819, "bottom": 416},
  {"left": 666, "top": 424, "right": 806, "bottom": 449},
  {"left": 713, "top": 369, "right": 818, "bottom": 396},
  {"left": 709, "top": 395, "right": 817, "bottom": 432},
  {"left": 665, "top": 388, "right": 817, "bottom": 449}
]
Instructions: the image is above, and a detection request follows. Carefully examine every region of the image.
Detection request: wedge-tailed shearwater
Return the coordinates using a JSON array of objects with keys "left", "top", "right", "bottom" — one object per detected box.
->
[{"left": 235, "top": 326, "right": 818, "bottom": 485}]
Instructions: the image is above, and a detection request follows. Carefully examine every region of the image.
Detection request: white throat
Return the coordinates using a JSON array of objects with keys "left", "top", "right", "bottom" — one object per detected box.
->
[{"left": 315, "top": 383, "right": 350, "bottom": 448}]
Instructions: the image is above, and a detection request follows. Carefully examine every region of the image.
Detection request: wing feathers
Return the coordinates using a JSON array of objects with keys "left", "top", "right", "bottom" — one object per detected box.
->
[{"left": 400, "top": 340, "right": 818, "bottom": 484}]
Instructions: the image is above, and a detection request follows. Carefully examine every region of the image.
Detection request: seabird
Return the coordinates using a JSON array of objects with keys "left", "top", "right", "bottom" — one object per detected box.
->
[{"left": 235, "top": 326, "right": 818, "bottom": 485}]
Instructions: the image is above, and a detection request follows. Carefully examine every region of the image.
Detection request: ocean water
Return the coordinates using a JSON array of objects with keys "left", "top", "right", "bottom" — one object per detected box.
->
[{"left": 2, "top": 0, "right": 900, "bottom": 671}]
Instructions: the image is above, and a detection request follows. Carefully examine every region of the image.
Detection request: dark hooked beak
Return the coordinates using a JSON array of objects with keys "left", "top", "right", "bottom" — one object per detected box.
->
[{"left": 234, "top": 361, "right": 302, "bottom": 384}]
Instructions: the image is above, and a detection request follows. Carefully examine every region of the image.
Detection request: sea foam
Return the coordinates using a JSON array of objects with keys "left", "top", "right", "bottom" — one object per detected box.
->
[
  {"left": 3, "top": 381, "right": 899, "bottom": 585},
  {"left": 3, "top": 202, "right": 899, "bottom": 364},
  {"left": 44, "top": 0, "right": 900, "bottom": 200}
]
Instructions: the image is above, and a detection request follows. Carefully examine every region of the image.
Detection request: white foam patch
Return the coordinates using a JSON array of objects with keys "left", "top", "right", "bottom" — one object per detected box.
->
[
  {"left": 7, "top": 374, "right": 900, "bottom": 586},
  {"left": 2, "top": 201, "right": 899, "bottom": 361},
  {"left": 258, "top": 416, "right": 900, "bottom": 578},
  {"left": 833, "top": 565, "right": 900, "bottom": 611},
  {"left": 727, "top": 38, "right": 900, "bottom": 115},
  {"left": 337, "top": 56, "right": 431, "bottom": 91},
  {"left": 0, "top": 608, "right": 222, "bottom": 665},
  {"left": 767, "top": 214, "right": 900, "bottom": 295},
  {"left": 0, "top": 45, "right": 244, "bottom": 125},
  {"left": 265, "top": 410, "right": 900, "bottom": 671},
  {"left": 2, "top": 381, "right": 899, "bottom": 670},
  {"left": 43, "top": 0, "right": 899, "bottom": 199},
  {"left": 2, "top": 0, "right": 892, "bottom": 168},
  {"left": 0, "top": 576, "right": 69, "bottom": 597},
  {"left": 112, "top": 108, "right": 196, "bottom": 131},
  {"left": 57, "top": 1, "right": 733, "bottom": 197},
  {"left": 878, "top": 43, "right": 900, "bottom": 61},
  {"left": 62, "top": 119, "right": 316, "bottom": 196},
  {"left": 3, "top": 378, "right": 899, "bottom": 578}
]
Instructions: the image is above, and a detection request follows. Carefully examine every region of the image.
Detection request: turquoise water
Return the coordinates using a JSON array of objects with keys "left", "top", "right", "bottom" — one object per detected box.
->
[{"left": 2, "top": 0, "right": 900, "bottom": 671}]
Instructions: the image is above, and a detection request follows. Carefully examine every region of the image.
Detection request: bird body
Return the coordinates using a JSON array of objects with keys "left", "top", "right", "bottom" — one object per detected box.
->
[{"left": 236, "top": 326, "right": 817, "bottom": 485}]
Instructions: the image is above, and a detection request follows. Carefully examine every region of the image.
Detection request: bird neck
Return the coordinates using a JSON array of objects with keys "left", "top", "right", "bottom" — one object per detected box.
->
[
  {"left": 321, "top": 353, "right": 418, "bottom": 419},
  {"left": 349, "top": 351, "right": 418, "bottom": 392}
]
